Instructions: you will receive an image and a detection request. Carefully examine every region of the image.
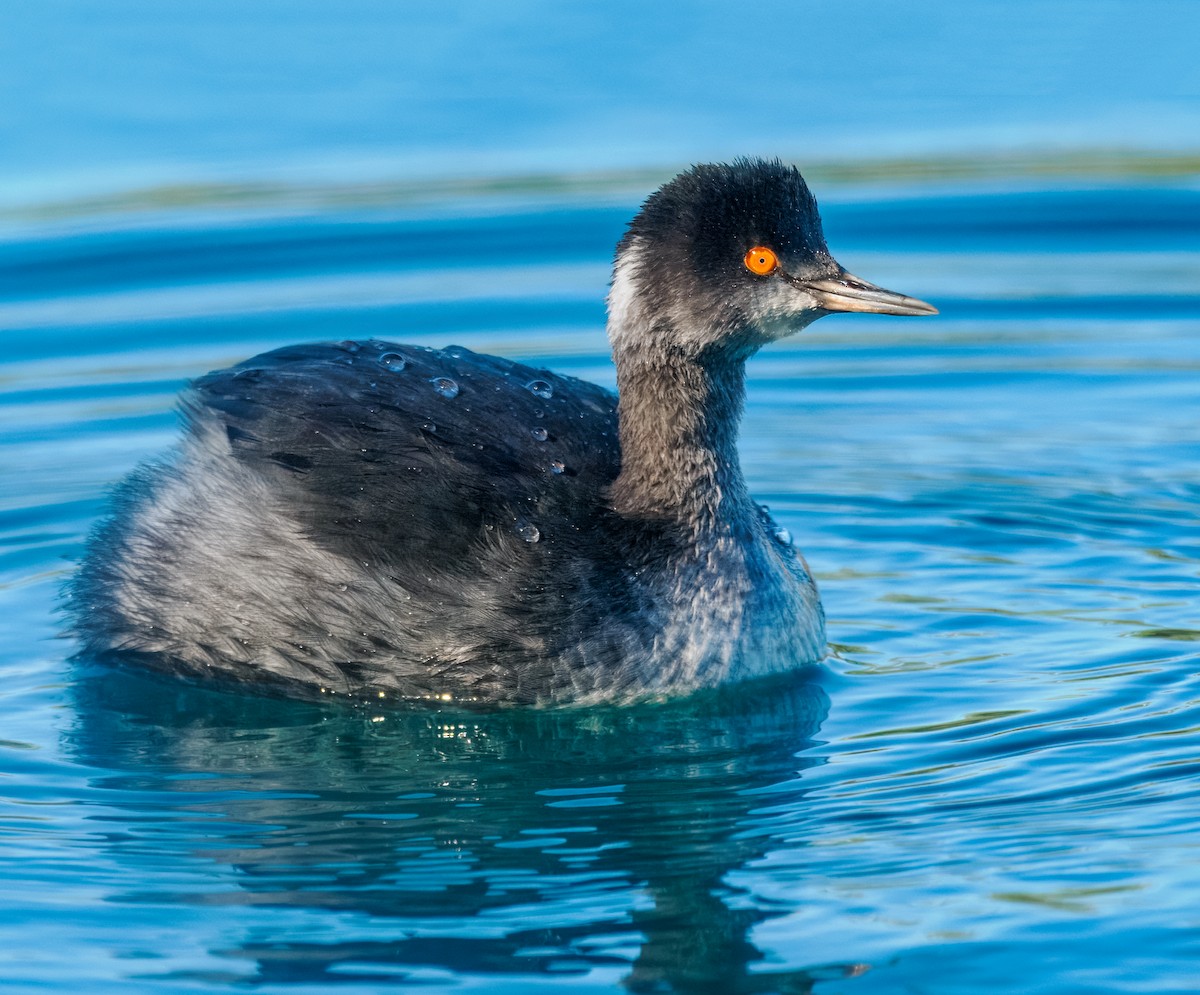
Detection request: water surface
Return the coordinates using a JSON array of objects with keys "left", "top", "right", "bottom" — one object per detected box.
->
[{"left": 1, "top": 173, "right": 1199, "bottom": 992}]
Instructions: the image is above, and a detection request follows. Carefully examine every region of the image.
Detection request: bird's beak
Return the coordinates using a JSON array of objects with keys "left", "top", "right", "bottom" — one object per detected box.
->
[{"left": 803, "top": 271, "right": 938, "bottom": 317}]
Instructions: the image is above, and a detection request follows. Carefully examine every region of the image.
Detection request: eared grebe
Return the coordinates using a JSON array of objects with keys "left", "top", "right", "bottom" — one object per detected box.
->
[{"left": 71, "top": 159, "right": 936, "bottom": 704}]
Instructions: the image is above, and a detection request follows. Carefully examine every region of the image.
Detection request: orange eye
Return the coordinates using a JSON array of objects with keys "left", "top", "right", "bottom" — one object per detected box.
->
[{"left": 743, "top": 246, "right": 778, "bottom": 276}]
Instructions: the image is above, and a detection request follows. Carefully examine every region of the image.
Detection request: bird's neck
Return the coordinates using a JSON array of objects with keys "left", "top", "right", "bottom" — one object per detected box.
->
[
  {"left": 607, "top": 260, "right": 752, "bottom": 530},
  {"left": 611, "top": 349, "right": 750, "bottom": 529}
]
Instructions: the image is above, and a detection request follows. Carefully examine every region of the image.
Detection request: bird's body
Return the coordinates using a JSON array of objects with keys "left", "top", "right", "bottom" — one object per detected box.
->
[{"left": 72, "top": 160, "right": 934, "bottom": 704}]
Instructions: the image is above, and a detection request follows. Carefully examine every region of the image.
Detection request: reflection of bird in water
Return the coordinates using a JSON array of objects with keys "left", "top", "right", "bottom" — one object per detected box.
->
[
  {"left": 70, "top": 668, "right": 871, "bottom": 991},
  {"left": 72, "top": 159, "right": 935, "bottom": 705}
]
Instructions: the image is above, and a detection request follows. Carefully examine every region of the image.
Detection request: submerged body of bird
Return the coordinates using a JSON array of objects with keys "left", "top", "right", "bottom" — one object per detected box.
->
[{"left": 71, "top": 159, "right": 936, "bottom": 704}]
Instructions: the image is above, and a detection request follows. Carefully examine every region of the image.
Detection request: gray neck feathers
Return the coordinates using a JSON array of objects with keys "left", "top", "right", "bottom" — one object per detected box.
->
[{"left": 607, "top": 240, "right": 753, "bottom": 533}]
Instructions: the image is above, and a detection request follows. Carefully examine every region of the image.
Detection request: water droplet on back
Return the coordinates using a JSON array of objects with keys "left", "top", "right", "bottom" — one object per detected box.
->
[
  {"left": 337, "top": 340, "right": 362, "bottom": 354},
  {"left": 378, "top": 352, "right": 407, "bottom": 372},
  {"left": 514, "top": 519, "right": 541, "bottom": 543},
  {"left": 529, "top": 427, "right": 548, "bottom": 442},
  {"left": 430, "top": 376, "right": 459, "bottom": 398},
  {"left": 548, "top": 460, "right": 566, "bottom": 475},
  {"left": 525, "top": 379, "right": 553, "bottom": 399}
]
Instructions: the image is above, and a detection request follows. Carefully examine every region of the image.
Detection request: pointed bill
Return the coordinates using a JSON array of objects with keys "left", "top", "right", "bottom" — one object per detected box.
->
[{"left": 805, "top": 271, "right": 938, "bottom": 316}]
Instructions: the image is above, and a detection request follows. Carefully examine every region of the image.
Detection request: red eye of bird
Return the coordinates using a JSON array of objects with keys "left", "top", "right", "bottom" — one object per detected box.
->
[{"left": 743, "top": 246, "right": 778, "bottom": 276}]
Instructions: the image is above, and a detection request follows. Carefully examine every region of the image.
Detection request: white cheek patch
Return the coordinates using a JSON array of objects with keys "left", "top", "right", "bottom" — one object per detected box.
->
[
  {"left": 748, "top": 278, "right": 822, "bottom": 340},
  {"left": 607, "top": 240, "right": 718, "bottom": 352},
  {"left": 609, "top": 239, "right": 822, "bottom": 350},
  {"left": 606, "top": 239, "right": 647, "bottom": 354}
]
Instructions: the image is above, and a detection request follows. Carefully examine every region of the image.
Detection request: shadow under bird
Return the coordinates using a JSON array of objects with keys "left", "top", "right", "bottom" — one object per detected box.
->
[{"left": 71, "top": 158, "right": 937, "bottom": 705}]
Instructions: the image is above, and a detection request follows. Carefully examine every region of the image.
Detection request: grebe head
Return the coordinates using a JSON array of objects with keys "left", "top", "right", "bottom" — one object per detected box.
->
[{"left": 609, "top": 158, "right": 937, "bottom": 360}]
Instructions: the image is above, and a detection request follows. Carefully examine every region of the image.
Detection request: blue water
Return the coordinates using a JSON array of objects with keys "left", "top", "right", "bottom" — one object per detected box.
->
[
  {"left": 5, "top": 0, "right": 1200, "bottom": 205},
  {"left": 3, "top": 2, "right": 1200, "bottom": 992},
  {"left": 2, "top": 174, "right": 1198, "bottom": 993}
]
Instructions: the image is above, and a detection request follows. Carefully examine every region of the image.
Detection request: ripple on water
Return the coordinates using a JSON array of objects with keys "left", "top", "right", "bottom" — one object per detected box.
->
[{"left": 1, "top": 179, "right": 1199, "bottom": 993}]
